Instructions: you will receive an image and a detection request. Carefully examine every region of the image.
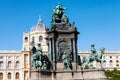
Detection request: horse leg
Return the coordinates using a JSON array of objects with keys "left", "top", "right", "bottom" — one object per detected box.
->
[
  {"left": 81, "top": 57, "right": 85, "bottom": 69},
  {"left": 87, "top": 62, "right": 91, "bottom": 69},
  {"left": 100, "top": 60, "right": 104, "bottom": 69},
  {"left": 87, "top": 57, "right": 91, "bottom": 69}
]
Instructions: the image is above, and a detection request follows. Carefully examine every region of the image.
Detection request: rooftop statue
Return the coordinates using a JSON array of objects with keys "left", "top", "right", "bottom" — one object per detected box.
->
[
  {"left": 30, "top": 43, "right": 51, "bottom": 70},
  {"left": 81, "top": 44, "right": 105, "bottom": 69},
  {"left": 53, "top": 2, "right": 67, "bottom": 15},
  {"left": 51, "top": 2, "right": 69, "bottom": 24}
]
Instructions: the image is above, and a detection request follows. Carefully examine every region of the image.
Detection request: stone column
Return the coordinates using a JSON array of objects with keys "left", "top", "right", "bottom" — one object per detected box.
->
[
  {"left": 48, "top": 38, "right": 52, "bottom": 61},
  {"left": 52, "top": 38, "right": 56, "bottom": 70},
  {"left": 52, "top": 38, "right": 55, "bottom": 62},
  {"left": 72, "top": 38, "right": 77, "bottom": 62}
]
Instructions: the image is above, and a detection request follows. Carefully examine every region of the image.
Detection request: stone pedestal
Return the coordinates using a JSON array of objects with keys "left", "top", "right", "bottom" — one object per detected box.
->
[
  {"left": 30, "top": 69, "right": 52, "bottom": 80},
  {"left": 30, "top": 69, "right": 107, "bottom": 80},
  {"left": 47, "top": 23, "right": 80, "bottom": 71},
  {"left": 56, "top": 62, "right": 77, "bottom": 70},
  {"left": 82, "top": 69, "right": 107, "bottom": 80}
]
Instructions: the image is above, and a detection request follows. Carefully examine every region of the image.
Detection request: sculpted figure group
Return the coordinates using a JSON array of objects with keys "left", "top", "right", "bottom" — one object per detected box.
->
[
  {"left": 62, "top": 50, "right": 72, "bottom": 70},
  {"left": 51, "top": 2, "right": 69, "bottom": 24},
  {"left": 81, "top": 44, "right": 105, "bottom": 69},
  {"left": 30, "top": 42, "right": 51, "bottom": 70},
  {"left": 30, "top": 42, "right": 104, "bottom": 70}
]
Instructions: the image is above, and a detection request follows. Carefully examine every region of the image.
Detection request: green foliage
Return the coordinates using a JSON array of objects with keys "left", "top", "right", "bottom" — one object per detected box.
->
[
  {"left": 105, "top": 68, "right": 120, "bottom": 80},
  {"left": 109, "top": 74, "right": 120, "bottom": 80}
]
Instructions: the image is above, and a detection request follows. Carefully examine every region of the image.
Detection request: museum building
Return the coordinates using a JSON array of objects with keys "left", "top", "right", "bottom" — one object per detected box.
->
[{"left": 0, "top": 18, "right": 119, "bottom": 80}]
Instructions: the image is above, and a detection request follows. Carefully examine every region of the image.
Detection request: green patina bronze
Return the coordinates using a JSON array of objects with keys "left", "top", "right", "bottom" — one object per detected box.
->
[
  {"left": 30, "top": 42, "right": 51, "bottom": 70},
  {"left": 82, "top": 44, "right": 105, "bottom": 69},
  {"left": 51, "top": 2, "right": 69, "bottom": 24},
  {"left": 62, "top": 50, "right": 72, "bottom": 70}
]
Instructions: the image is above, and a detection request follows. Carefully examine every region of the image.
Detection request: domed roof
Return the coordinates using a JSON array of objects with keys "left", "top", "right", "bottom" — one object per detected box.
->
[{"left": 30, "top": 18, "right": 48, "bottom": 32}]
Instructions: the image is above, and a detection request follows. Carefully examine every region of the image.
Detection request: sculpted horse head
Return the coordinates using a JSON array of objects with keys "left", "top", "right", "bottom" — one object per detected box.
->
[{"left": 98, "top": 47, "right": 105, "bottom": 58}]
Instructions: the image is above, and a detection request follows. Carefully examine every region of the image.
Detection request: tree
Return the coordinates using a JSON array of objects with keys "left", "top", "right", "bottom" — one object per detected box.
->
[{"left": 105, "top": 68, "right": 120, "bottom": 80}]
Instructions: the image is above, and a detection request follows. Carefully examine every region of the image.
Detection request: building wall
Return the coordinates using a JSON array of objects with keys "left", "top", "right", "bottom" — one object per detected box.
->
[
  {"left": 0, "top": 51, "right": 22, "bottom": 80},
  {"left": 0, "top": 50, "right": 120, "bottom": 80}
]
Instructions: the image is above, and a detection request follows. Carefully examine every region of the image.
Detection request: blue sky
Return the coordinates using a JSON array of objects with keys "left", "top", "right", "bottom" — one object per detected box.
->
[{"left": 0, "top": 0, "right": 120, "bottom": 50}]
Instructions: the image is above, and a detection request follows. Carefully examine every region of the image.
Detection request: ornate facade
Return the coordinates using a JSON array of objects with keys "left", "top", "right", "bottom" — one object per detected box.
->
[{"left": 0, "top": 19, "right": 119, "bottom": 80}]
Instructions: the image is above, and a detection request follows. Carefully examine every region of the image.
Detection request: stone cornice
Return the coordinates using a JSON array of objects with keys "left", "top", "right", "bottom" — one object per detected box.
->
[
  {"left": 0, "top": 50, "right": 21, "bottom": 54},
  {"left": 78, "top": 50, "right": 120, "bottom": 54}
]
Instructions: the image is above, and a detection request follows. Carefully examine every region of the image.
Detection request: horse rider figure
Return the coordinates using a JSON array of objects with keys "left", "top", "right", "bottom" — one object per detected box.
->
[
  {"left": 30, "top": 43, "right": 43, "bottom": 68},
  {"left": 90, "top": 44, "right": 97, "bottom": 60},
  {"left": 37, "top": 43, "right": 43, "bottom": 54}
]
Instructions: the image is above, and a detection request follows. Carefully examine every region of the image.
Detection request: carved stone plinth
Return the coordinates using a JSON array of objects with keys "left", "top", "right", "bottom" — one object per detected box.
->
[
  {"left": 47, "top": 23, "right": 79, "bottom": 70},
  {"left": 56, "top": 62, "right": 77, "bottom": 70},
  {"left": 30, "top": 69, "right": 107, "bottom": 80},
  {"left": 30, "top": 69, "right": 52, "bottom": 80},
  {"left": 82, "top": 69, "right": 107, "bottom": 80}
]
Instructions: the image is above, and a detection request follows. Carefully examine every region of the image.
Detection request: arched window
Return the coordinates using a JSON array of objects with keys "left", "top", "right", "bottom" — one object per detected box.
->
[
  {"left": 32, "top": 36, "right": 35, "bottom": 42},
  {"left": 0, "top": 61, "right": 3, "bottom": 68},
  {"left": 16, "top": 61, "right": 20, "bottom": 68},
  {"left": 116, "top": 60, "right": 119, "bottom": 63},
  {"left": 8, "top": 72, "right": 11, "bottom": 79},
  {"left": 24, "top": 37, "right": 28, "bottom": 43},
  {"left": 0, "top": 73, "right": 3, "bottom": 80},
  {"left": 15, "top": 72, "right": 19, "bottom": 79},
  {"left": 39, "top": 36, "right": 43, "bottom": 42},
  {"left": 8, "top": 61, "right": 12, "bottom": 68}
]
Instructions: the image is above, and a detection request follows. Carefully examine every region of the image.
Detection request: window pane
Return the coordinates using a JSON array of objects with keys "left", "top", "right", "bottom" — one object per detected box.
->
[
  {"left": 16, "top": 72, "right": 19, "bottom": 79},
  {"left": 16, "top": 61, "right": 20, "bottom": 68},
  {"left": 0, "top": 73, "right": 3, "bottom": 80},
  {"left": 0, "top": 61, "right": 3, "bottom": 68},
  {"left": 8, "top": 61, "right": 12, "bottom": 68},
  {"left": 8, "top": 73, "right": 11, "bottom": 79},
  {"left": 25, "top": 37, "right": 28, "bottom": 43},
  {"left": 39, "top": 36, "right": 43, "bottom": 42}
]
